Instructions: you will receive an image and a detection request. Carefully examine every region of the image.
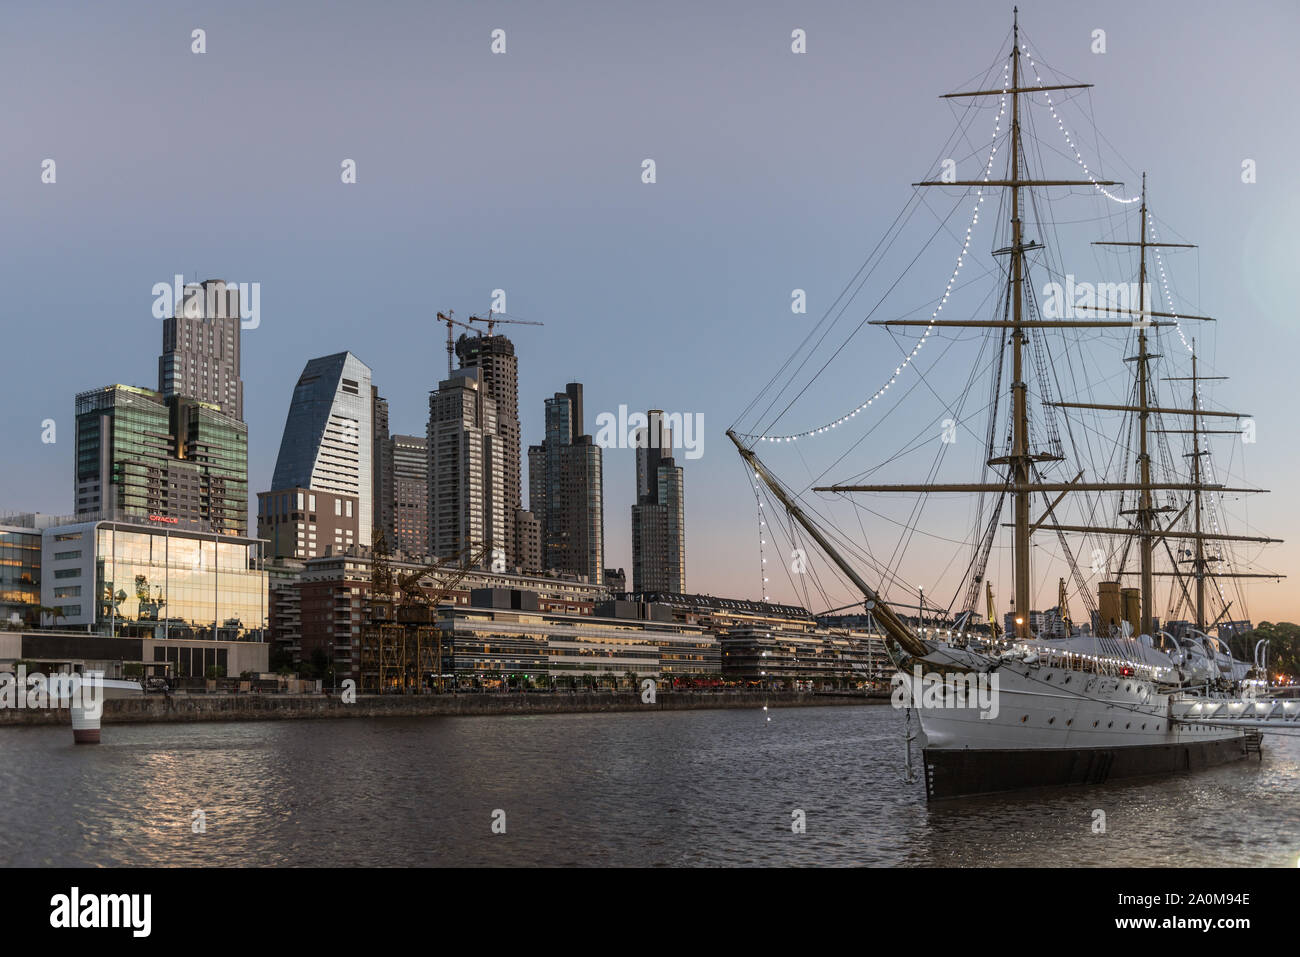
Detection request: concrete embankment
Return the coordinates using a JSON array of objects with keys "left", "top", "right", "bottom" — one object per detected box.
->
[{"left": 0, "top": 690, "right": 889, "bottom": 727}]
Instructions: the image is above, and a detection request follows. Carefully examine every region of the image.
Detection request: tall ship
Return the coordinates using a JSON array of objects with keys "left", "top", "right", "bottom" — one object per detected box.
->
[{"left": 729, "top": 11, "right": 1296, "bottom": 799}]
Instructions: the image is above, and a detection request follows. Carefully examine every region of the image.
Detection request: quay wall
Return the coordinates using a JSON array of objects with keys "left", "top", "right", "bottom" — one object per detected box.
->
[{"left": 0, "top": 690, "right": 889, "bottom": 727}]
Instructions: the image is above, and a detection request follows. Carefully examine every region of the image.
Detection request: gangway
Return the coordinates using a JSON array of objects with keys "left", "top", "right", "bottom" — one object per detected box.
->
[{"left": 1169, "top": 695, "right": 1300, "bottom": 730}]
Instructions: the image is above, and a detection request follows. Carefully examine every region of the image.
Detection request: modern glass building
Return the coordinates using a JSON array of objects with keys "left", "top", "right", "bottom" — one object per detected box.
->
[
  {"left": 74, "top": 385, "right": 248, "bottom": 536},
  {"left": 270, "top": 352, "right": 374, "bottom": 547},
  {"left": 531, "top": 383, "right": 604, "bottom": 584},
  {"left": 0, "top": 518, "right": 48, "bottom": 627},
  {"left": 40, "top": 520, "right": 267, "bottom": 642},
  {"left": 632, "top": 410, "right": 685, "bottom": 593}
]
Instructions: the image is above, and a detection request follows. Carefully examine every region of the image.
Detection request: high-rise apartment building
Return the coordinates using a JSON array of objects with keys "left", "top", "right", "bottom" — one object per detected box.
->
[
  {"left": 529, "top": 383, "right": 604, "bottom": 584},
  {"left": 455, "top": 333, "right": 523, "bottom": 566},
  {"left": 427, "top": 366, "right": 507, "bottom": 569},
  {"left": 371, "top": 388, "right": 389, "bottom": 546},
  {"left": 632, "top": 410, "right": 685, "bottom": 593},
  {"left": 382, "top": 434, "right": 429, "bottom": 557},
  {"left": 158, "top": 279, "right": 244, "bottom": 420},
  {"left": 262, "top": 352, "right": 374, "bottom": 558}
]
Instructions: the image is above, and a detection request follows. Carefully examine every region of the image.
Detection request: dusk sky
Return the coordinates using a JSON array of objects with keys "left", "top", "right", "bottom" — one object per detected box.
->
[{"left": 3, "top": 0, "right": 1298, "bottom": 623}]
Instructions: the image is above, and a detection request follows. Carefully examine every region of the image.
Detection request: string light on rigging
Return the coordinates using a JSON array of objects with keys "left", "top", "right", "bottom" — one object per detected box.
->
[{"left": 738, "top": 63, "right": 1012, "bottom": 444}]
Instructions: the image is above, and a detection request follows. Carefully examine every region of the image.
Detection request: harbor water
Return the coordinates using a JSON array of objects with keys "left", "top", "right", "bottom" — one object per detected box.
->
[{"left": 1, "top": 705, "right": 1296, "bottom": 867}]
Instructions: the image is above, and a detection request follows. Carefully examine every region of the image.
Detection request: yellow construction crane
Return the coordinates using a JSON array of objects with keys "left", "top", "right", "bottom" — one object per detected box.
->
[
  {"left": 1058, "top": 577, "right": 1072, "bottom": 634},
  {"left": 986, "top": 581, "right": 1003, "bottom": 642}
]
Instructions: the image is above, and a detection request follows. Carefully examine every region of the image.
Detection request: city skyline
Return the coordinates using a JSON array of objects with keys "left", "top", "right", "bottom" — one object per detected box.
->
[{"left": 4, "top": 0, "right": 1298, "bottom": 622}]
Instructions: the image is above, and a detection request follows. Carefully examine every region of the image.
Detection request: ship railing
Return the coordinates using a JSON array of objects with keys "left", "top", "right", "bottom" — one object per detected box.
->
[
  {"left": 1170, "top": 696, "right": 1300, "bottom": 729},
  {"left": 1017, "top": 643, "right": 1172, "bottom": 683}
]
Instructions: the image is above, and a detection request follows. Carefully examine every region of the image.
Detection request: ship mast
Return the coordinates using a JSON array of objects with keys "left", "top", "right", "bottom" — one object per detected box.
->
[
  {"left": 1162, "top": 347, "right": 1232, "bottom": 631},
  {"left": 736, "top": 11, "right": 1280, "bottom": 644}
]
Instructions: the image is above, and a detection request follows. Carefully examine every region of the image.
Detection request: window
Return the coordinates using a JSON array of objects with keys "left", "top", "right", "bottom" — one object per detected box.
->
[
  {"left": 345, "top": 500, "right": 353, "bottom": 518},
  {"left": 335, "top": 500, "right": 342, "bottom": 516},
  {"left": 54, "top": 568, "right": 80, "bottom": 579},
  {"left": 54, "top": 586, "right": 81, "bottom": 598},
  {"left": 54, "top": 550, "right": 81, "bottom": 561},
  {"left": 54, "top": 532, "right": 82, "bottom": 542}
]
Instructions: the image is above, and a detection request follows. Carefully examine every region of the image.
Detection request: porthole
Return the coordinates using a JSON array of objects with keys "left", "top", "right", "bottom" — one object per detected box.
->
[
  {"left": 1066, "top": 718, "right": 1073, "bottom": 726},
  {"left": 1021, "top": 715, "right": 1028, "bottom": 723}
]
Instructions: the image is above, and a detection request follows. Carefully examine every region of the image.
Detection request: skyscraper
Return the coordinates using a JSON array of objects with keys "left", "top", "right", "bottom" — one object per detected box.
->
[
  {"left": 632, "top": 410, "right": 685, "bottom": 593},
  {"left": 530, "top": 383, "right": 604, "bottom": 584},
  {"left": 427, "top": 366, "right": 507, "bottom": 569},
  {"left": 371, "top": 387, "right": 389, "bottom": 545},
  {"left": 158, "top": 279, "right": 244, "bottom": 420},
  {"left": 73, "top": 278, "right": 250, "bottom": 535},
  {"left": 75, "top": 385, "right": 249, "bottom": 536},
  {"left": 454, "top": 333, "right": 523, "bottom": 566},
  {"left": 382, "top": 434, "right": 429, "bottom": 557},
  {"left": 263, "top": 352, "right": 374, "bottom": 556}
]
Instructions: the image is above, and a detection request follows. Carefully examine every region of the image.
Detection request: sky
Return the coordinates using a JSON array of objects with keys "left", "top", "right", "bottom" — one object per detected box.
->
[{"left": 2, "top": 0, "right": 1298, "bottom": 624}]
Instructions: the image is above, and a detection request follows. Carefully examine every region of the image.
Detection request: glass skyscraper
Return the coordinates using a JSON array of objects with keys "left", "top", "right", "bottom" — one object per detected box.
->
[
  {"left": 74, "top": 385, "right": 248, "bottom": 536},
  {"left": 269, "top": 352, "right": 375, "bottom": 548},
  {"left": 530, "top": 383, "right": 604, "bottom": 584}
]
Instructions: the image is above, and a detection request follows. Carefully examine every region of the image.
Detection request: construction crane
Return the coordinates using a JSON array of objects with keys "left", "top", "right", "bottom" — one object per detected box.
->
[
  {"left": 436, "top": 310, "right": 477, "bottom": 376},
  {"left": 361, "top": 533, "right": 494, "bottom": 693},
  {"left": 1058, "top": 577, "right": 1072, "bottom": 635},
  {"left": 467, "top": 310, "right": 544, "bottom": 338}
]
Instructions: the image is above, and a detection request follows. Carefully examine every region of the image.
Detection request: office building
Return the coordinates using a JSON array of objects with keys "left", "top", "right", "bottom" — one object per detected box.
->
[
  {"left": 0, "top": 514, "right": 67, "bottom": 628},
  {"left": 631, "top": 410, "right": 685, "bottom": 593},
  {"left": 266, "top": 352, "right": 375, "bottom": 555},
  {"left": 39, "top": 519, "right": 267, "bottom": 645},
  {"left": 530, "top": 383, "right": 604, "bottom": 584},
  {"left": 74, "top": 385, "right": 248, "bottom": 536}
]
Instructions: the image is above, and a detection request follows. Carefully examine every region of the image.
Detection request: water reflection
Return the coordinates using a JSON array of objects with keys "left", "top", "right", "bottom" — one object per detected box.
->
[{"left": 0, "top": 706, "right": 1295, "bottom": 867}]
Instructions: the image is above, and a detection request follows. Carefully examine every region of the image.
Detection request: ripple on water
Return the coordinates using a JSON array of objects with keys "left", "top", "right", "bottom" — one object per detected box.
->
[{"left": 0, "top": 706, "right": 1296, "bottom": 867}]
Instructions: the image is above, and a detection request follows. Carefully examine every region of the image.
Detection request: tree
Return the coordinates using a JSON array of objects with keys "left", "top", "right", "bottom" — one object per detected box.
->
[{"left": 1231, "top": 622, "right": 1300, "bottom": 679}]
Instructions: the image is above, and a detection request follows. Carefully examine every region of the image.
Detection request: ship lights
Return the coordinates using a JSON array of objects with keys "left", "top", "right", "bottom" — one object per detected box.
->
[{"left": 744, "top": 63, "right": 1012, "bottom": 444}]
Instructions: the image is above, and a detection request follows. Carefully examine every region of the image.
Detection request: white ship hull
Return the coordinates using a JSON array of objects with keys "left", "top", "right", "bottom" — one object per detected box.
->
[{"left": 903, "top": 648, "right": 1248, "bottom": 799}]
